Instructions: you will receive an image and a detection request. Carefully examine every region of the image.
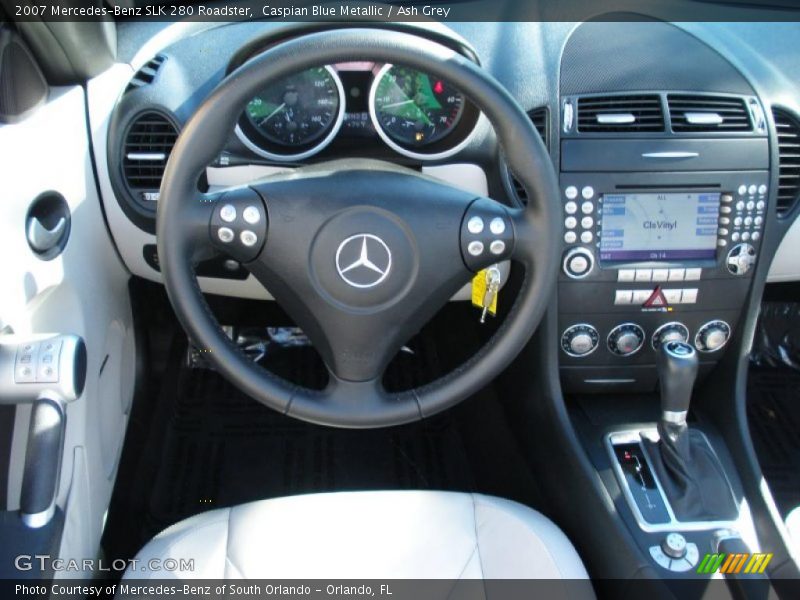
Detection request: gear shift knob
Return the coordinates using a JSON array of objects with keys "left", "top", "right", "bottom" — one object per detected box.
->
[{"left": 657, "top": 341, "right": 698, "bottom": 425}]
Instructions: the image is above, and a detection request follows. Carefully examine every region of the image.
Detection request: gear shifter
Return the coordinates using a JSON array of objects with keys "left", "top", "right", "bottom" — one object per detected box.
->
[{"left": 644, "top": 341, "right": 738, "bottom": 522}]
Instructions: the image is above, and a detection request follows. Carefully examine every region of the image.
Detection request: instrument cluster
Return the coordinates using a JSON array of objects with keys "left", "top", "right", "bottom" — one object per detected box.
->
[{"left": 235, "top": 61, "right": 481, "bottom": 162}]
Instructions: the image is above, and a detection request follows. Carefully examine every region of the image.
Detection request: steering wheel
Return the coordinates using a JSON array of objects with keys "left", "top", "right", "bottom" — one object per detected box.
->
[{"left": 157, "top": 29, "right": 560, "bottom": 428}]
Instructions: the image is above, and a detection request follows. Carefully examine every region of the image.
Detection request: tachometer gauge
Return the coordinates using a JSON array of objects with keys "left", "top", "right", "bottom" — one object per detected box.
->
[
  {"left": 236, "top": 65, "right": 345, "bottom": 161},
  {"left": 369, "top": 64, "right": 480, "bottom": 160},
  {"left": 369, "top": 64, "right": 476, "bottom": 160}
]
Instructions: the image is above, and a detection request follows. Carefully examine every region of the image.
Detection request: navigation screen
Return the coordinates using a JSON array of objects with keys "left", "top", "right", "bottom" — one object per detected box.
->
[{"left": 599, "top": 192, "right": 720, "bottom": 262}]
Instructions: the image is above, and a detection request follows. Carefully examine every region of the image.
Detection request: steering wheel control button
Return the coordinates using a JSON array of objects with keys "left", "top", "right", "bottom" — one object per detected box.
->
[
  {"left": 467, "top": 216, "right": 484, "bottom": 234},
  {"left": 561, "top": 324, "right": 599, "bottom": 358},
  {"left": 490, "top": 240, "right": 506, "bottom": 255},
  {"left": 219, "top": 204, "right": 237, "bottom": 222},
  {"left": 461, "top": 200, "right": 515, "bottom": 270},
  {"left": 563, "top": 247, "right": 594, "bottom": 279},
  {"left": 467, "top": 241, "right": 484, "bottom": 256},
  {"left": 217, "top": 227, "right": 234, "bottom": 243},
  {"left": 242, "top": 206, "right": 261, "bottom": 224},
  {"left": 240, "top": 231, "right": 258, "bottom": 247},
  {"left": 565, "top": 186, "right": 578, "bottom": 200},
  {"left": 489, "top": 218, "right": 506, "bottom": 235}
]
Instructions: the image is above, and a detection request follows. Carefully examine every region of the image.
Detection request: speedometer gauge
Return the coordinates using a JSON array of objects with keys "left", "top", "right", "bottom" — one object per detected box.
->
[
  {"left": 236, "top": 65, "right": 345, "bottom": 161},
  {"left": 370, "top": 64, "right": 466, "bottom": 153}
]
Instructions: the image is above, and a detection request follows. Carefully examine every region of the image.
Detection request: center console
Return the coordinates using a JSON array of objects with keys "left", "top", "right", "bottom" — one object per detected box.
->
[{"left": 558, "top": 131, "right": 769, "bottom": 393}]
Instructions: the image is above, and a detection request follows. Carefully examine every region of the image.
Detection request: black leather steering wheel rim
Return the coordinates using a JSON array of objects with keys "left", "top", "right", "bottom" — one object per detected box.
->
[{"left": 157, "top": 28, "right": 560, "bottom": 428}]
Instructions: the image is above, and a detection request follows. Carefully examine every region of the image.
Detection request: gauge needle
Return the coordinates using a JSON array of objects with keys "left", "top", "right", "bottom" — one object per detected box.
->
[
  {"left": 261, "top": 103, "right": 286, "bottom": 122},
  {"left": 381, "top": 99, "right": 415, "bottom": 110}
]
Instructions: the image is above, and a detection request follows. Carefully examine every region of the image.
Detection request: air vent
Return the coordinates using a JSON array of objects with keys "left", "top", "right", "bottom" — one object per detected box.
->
[
  {"left": 125, "top": 55, "right": 166, "bottom": 92},
  {"left": 122, "top": 111, "right": 178, "bottom": 203},
  {"left": 773, "top": 108, "right": 800, "bottom": 216},
  {"left": 510, "top": 107, "right": 549, "bottom": 204},
  {"left": 669, "top": 94, "right": 751, "bottom": 132},
  {"left": 577, "top": 95, "right": 664, "bottom": 133}
]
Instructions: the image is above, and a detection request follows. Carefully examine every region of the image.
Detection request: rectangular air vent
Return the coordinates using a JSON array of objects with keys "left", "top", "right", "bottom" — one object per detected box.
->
[
  {"left": 123, "top": 112, "right": 178, "bottom": 201},
  {"left": 773, "top": 108, "right": 800, "bottom": 216},
  {"left": 125, "top": 55, "right": 166, "bottom": 92},
  {"left": 577, "top": 95, "right": 664, "bottom": 133},
  {"left": 511, "top": 107, "right": 549, "bottom": 204},
  {"left": 669, "top": 94, "right": 752, "bottom": 132}
]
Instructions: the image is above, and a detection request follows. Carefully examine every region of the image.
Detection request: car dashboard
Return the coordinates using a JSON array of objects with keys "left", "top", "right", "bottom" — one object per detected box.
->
[{"left": 90, "top": 18, "right": 800, "bottom": 394}]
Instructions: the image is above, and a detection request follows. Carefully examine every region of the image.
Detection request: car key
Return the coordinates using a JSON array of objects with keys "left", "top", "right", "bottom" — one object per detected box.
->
[{"left": 480, "top": 266, "right": 501, "bottom": 323}]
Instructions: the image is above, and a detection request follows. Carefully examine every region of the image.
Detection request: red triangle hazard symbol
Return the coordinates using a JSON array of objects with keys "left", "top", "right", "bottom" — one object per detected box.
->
[{"left": 643, "top": 286, "right": 668, "bottom": 308}]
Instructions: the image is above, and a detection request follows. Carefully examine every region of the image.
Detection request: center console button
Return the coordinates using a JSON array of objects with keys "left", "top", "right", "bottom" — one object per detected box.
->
[
  {"left": 614, "top": 290, "right": 633, "bottom": 305},
  {"left": 565, "top": 201, "right": 578, "bottom": 214},
  {"left": 581, "top": 201, "right": 594, "bottom": 214},
  {"left": 564, "top": 231, "right": 577, "bottom": 244},
  {"left": 695, "top": 320, "right": 731, "bottom": 353},
  {"left": 652, "top": 322, "right": 690, "bottom": 350},
  {"left": 580, "top": 231, "right": 593, "bottom": 243},
  {"left": 565, "top": 216, "right": 577, "bottom": 229},
  {"left": 561, "top": 324, "right": 599, "bottom": 357},
  {"left": 563, "top": 248, "right": 594, "bottom": 279},
  {"left": 668, "top": 268, "right": 685, "bottom": 282},
  {"left": 581, "top": 186, "right": 595, "bottom": 199},
  {"left": 581, "top": 216, "right": 593, "bottom": 229},
  {"left": 663, "top": 289, "right": 683, "bottom": 304},
  {"left": 607, "top": 323, "right": 645, "bottom": 357},
  {"left": 635, "top": 269, "right": 652, "bottom": 282},
  {"left": 565, "top": 186, "right": 578, "bottom": 200},
  {"left": 684, "top": 268, "right": 701, "bottom": 281},
  {"left": 651, "top": 269, "right": 669, "bottom": 282},
  {"left": 617, "top": 269, "right": 635, "bottom": 282},
  {"left": 661, "top": 533, "right": 688, "bottom": 560}
]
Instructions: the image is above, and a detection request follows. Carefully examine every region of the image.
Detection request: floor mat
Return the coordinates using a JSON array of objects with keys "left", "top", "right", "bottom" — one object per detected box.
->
[
  {"left": 747, "top": 368, "right": 800, "bottom": 517},
  {"left": 147, "top": 366, "right": 477, "bottom": 529},
  {"left": 102, "top": 329, "right": 543, "bottom": 568}
]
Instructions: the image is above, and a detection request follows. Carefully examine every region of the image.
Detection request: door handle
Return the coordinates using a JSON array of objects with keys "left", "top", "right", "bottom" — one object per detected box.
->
[{"left": 27, "top": 216, "right": 66, "bottom": 253}]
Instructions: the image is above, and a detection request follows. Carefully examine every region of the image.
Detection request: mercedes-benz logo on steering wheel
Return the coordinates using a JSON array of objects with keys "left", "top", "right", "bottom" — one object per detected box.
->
[{"left": 335, "top": 234, "right": 392, "bottom": 289}]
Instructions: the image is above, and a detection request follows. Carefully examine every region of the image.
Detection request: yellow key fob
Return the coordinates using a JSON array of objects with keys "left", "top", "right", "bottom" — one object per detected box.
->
[{"left": 471, "top": 269, "right": 498, "bottom": 316}]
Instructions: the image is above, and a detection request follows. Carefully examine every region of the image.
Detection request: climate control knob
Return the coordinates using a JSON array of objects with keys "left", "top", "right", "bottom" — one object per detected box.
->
[
  {"left": 652, "top": 322, "right": 690, "bottom": 350},
  {"left": 607, "top": 323, "right": 645, "bottom": 357},
  {"left": 726, "top": 243, "right": 756, "bottom": 276},
  {"left": 561, "top": 324, "right": 599, "bottom": 357},
  {"left": 695, "top": 320, "right": 731, "bottom": 353},
  {"left": 562, "top": 247, "right": 594, "bottom": 279}
]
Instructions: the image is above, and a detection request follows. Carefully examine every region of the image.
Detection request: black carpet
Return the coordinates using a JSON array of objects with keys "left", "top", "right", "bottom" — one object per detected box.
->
[
  {"left": 101, "top": 299, "right": 543, "bottom": 569},
  {"left": 747, "top": 367, "right": 800, "bottom": 518}
]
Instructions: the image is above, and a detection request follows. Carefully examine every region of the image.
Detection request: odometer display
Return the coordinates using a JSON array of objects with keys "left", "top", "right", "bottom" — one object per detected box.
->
[
  {"left": 242, "top": 66, "right": 343, "bottom": 156},
  {"left": 370, "top": 65, "right": 465, "bottom": 148}
]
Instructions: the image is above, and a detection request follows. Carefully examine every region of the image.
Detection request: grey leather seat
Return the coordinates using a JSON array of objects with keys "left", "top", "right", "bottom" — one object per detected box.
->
[{"left": 125, "top": 491, "right": 591, "bottom": 581}]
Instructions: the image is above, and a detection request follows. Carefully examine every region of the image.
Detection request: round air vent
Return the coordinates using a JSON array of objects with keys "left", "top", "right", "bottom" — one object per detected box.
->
[{"left": 121, "top": 110, "right": 178, "bottom": 209}]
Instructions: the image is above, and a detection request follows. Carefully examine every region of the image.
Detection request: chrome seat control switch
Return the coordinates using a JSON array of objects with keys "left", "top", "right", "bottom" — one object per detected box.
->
[{"left": 1, "top": 334, "right": 86, "bottom": 404}]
